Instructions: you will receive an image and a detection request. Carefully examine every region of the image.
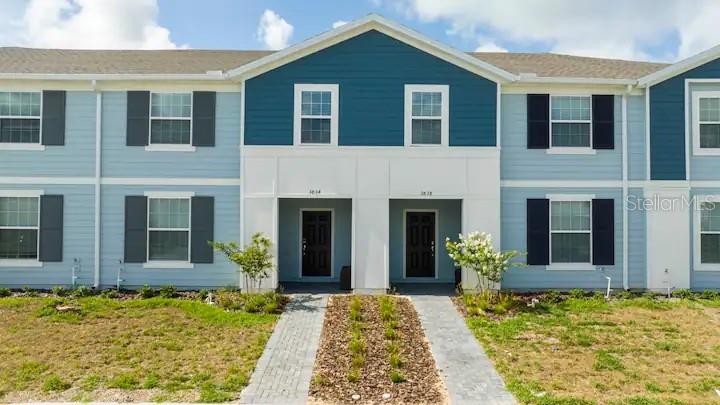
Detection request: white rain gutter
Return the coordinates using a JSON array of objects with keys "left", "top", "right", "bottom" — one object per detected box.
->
[
  {"left": 621, "top": 85, "right": 630, "bottom": 290},
  {"left": 93, "top": 80, "right": 102, "bottom": 288}
]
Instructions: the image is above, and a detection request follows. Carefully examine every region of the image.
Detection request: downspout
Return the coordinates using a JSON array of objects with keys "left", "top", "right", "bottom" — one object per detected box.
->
[
  {"left": 93, "top": 81, "right": 102, "bottom": 288},
  {"left": 621, "top": 87, "right": 630, "bottom": 290}
]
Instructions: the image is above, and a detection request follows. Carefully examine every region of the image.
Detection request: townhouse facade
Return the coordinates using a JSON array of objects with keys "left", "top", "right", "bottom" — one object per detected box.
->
[{"left": 0, "top": 14, "right": 719, "bottom": 292}]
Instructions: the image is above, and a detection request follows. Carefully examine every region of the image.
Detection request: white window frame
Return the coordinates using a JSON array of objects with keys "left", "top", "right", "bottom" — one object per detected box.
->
[
  {"left": 547, "top": 95, "right": 596, "bottom": 155},
  {"left": 0, "top": 91, "right": 45, "bottom": 151},
  {"left": 692, "top": 91, "right": 720, "bottom": 156},
  {"left": 293, "top": 84, "right": 339, "bottom": 146},
  {"left": 143, "top": 191, "right": 194, "bottom": 269},
  {"left": 404, "top": 84, "right": 449, "bottom": 147},
  {"left": 693, "top": 194, "right": 720, "bottom": 271},
  {"left": 0, "top": 189, "right": 44, "bottom": 267},
  {"left": 546, "top": 194, "right": 596, "bottom": 271},
  {"left": 146, "top": 92, "right": 195, "bottom": 153}
]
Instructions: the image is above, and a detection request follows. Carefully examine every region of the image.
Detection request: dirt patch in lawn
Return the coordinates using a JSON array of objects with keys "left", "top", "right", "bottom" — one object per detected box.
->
[{"left": 309, "top": 295, "right": 447, "bottom": 405}]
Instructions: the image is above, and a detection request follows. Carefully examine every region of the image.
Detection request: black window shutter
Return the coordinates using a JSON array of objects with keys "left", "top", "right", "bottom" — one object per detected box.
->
[
  {"left": 526, "top": 198, "right": 550, "bottom": 265},
  {"left": 592, "top": 199, "right": 615, "bottom": 265},
  {"left": 592, "top": 95, "right": 614, "bottom": 149},
  {"left": 191, "top": 196, "right": 215, "bottom": 263},
  {"left": 126, "top": 91, "right": 150, "bottom": 146},
  {"left": 527, "top": 94, "right": 549, "bottom": 149},
  {"left": 39, "top": 195, "right": 63, "bottom": 262},
  {"left": 41, "top": 91, "right": 66, "bottom": 146},
  {"left": 192, "top": 92, "right": 216, "bottom": 147},
  {"left": 124, "top": 196, "right": 148, "bottom": 263}
]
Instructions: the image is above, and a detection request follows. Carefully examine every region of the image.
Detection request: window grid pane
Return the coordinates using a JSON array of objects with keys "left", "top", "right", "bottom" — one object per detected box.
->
[
  {"left": 300, "top": 91, "right": 331, "bottom": 116},
  {"left": 551, "top": 201, "right": 590, "bottom": 231},
  {"left": 411, "top": 92, "right": 442, "bottom": 117},
  {"left": 552, "top": 123, "right": 591, "bottom": 147},
  {"left": 151, "top": 93, "right": 191, "bottom": 118},
  {"left": 150, "top": 120, "right": 191, "bottom": 144},
  {"left": 0, "top": 118, "right": 40, "bottom": 143},
  {"left": 0, "top": 92, "right": 41, "bottom": 117},
  {"left": 148, "top": 230, "right": 189, "bottom": 261},
  {"left": 0, "top": 197, "right": 39, "bottom": 227},
  {"left": 411, "top": 119, "right": 441, "bottom": 144},
  {"left": 700, "top": 124, "right": 720, "bottom": 148},
  {"left": 149, "top": 199, "right": 190, "bottom": 229},
  {"left": 551, "top": 96, "right": 591, "bottom": 121},
  {"left": 0, "top": 229, "right": 38, "bottom": 259},
  {"left": 300, "top": 118, "right": 331, "bottom": 143},
  {"left": 552, "top": 233, "right": 591, "bottom": 263},
  {"left": 699, "top": 98, "right": 720, "bottom": 122}
]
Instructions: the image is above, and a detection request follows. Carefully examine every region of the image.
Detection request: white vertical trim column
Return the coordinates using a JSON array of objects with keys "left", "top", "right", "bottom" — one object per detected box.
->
[
  {"left": 621, "top": 93, "right": 629, "bottom": 290},
  {"left": 684, "top": 79, "right": 691, "bottom": 180},
  {"left": 93, "top": 89, "right": 102, "bottom": 288},
  {"left": 645, "top": 87, "right": 651, "bottom": 180},
  {"left": 496, "top": 82, "right": 501, "bottom": 148},
  {"left": 239, "top": 80, "right": 245, "bottom": 289}
]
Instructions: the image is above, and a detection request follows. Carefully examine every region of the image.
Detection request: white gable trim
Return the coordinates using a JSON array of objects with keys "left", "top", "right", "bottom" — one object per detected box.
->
[
  {"left": 638, "top": 44, "right": 720, "bottom": 87},
  {"left": 225, "top": 14, "right": 516, "bottom": 83}
]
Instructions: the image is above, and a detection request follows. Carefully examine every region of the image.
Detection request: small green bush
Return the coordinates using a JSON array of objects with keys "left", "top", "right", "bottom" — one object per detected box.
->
[
  {"left": 22, "top": 286, "right": 37, "bottom": 297},
  {"left": 138, "top": 284, "right": 156, "bottom": 299},
  {"left": 107, "top": 374, "right": 139, "bottom": 389},
  {"left": 72, "top": 285, "right": 95, "bottom": 297},
  {"left": 568, "top": 289, "right": 586, "bottom": 299},
  {"left": 672, "top": 288, "right": 694, "bottom": 299},
  {"left": 389, "top": 370, "right": 405, "bottom": 383},
  {"left": 0, "top": 287, "right": 11, "bottom": 297},
  {"left": 43, "top": 375, "right": 71, "bottom": 392},
  {"left": 100, "top": 289, "right": 119, "bottom": 299},
  {"left": 197, "top": 289, "right": 210, "bottom": 300},
  {"left": 51, "top": 285, "right": 70, "bottom": 297},
  {"left": 158, "top": 285, "right": 177, "bottom": 298},
  {"left": 214, "top": 290, "right": 284, "bottom": 314},
  {"left": 615, "top": 290, "right": 634, "bottom": 300},
  {"left": 543, "top": 290, "right": 563, "bottom": 304},
  {"left": 700, "top": 289, "right": 719, "bottom": 300}
]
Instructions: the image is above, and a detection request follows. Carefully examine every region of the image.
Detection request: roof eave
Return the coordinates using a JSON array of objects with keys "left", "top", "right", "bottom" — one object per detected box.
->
[
  {"left": 515, "top": 76, "right": 638, "bottom": 86},
  {"left": 638, "top": 43, "right": 720, "bottom": 87},
  {"left": 0, "top": 73, "right": 227, "bottom": 81}
]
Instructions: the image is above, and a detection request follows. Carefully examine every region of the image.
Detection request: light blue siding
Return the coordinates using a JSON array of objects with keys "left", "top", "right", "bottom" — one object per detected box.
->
[
  {"left": 245, "top": 30, "right": 497, "bottom": 146},
  {"left": 0, "top": 184, "right": 95, "bottom": 288},
  {"left": 277, "top": 199, "right": 352, "bottom": 283},
  {"left": 689, "top": 188, "right": 720, "bottom": 290},
  {"left": 389, "top": 199, "right": 460, "bottom": 284},
  {"left": 500, "top": 94, "right": 622, "bottom": 180},
  {"left": 98, "top": 185, "right": 240, "bottom": 289},
  {"left": 0, "top": 91, "right": 96, "bottom": 177},
  {"left": 501, "top": 187, "right": 624, "bottom": 290},
  {"left": 627, "top": 187, "right": 646, "bottom": 288},
  {"left": 688, "top": 83, "right": 720, "bottom": 180},
  {"left": 627, "top": 96, "right": 647, "bottom": 181},
  {"left": 101, "top": 91, "right": 240, "bottom": 178}
]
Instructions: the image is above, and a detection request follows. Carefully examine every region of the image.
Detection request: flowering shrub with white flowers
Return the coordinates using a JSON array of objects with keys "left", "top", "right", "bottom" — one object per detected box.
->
[{"left": 446, "top": 232, "right": 524, "bottom": 292}]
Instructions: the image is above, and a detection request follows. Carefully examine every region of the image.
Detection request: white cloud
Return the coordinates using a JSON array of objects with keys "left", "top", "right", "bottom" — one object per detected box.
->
[
  {"left": 0, "top": 0, "right": 180, "bottom": 49},
  {"left": 257, "top": 9, "right": 294, "bottom": 50},
  {"left": 386, "top": 0, "right": 720, "bottom": 61},
  {"left": 475, "top": 42, "right": 507, "bottom": 53},
  {"left": 332, "top": 20, "right": 348, "bottom": 29}
]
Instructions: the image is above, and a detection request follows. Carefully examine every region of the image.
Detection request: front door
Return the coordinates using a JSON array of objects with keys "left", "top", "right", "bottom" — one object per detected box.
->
[
  {"left": 302, "top": 210, "right": 332, "bottom": 277},
  {"left": 405, "top": 211, "right": 436, "bottom": 277}
]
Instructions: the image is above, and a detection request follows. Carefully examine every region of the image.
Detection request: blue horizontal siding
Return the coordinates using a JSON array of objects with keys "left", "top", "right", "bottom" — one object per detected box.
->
[
  {"left": 245, "top": 30, "right": 497, "bottom": 146},
  {"left": 277, "top": 198, "right": 352, "bottom": 283},
  {"left": 0, "top": 91, "right": 96, "bottom": 177},
  {"left": 501, "top": 187, "right": 624, "bottom": 290},
  {"left": 500, "top": 94, "right": 622, "bottom": 180},
  {"left": 99, "top": 185, "right": 240, "bottom": 289},
  {"left": 627, "top": 96, "right": 647, "bottom": 181},
  {"left": 627, "top": 187, "right": 646, "bottom": 288},
  {"left": 0, "top": 184, "right": 95, "bottom": 288},
  {"left": 101, "top": 91, "right": 240, "bottom": 178}
]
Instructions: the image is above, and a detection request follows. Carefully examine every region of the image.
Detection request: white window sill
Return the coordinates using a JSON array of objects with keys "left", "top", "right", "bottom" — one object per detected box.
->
[
  {"left": 546, "top": 263, "right": 596, "bottom": 271},
  {"left": 145, "top": 145, "right": 196, "bottom": 152},
  {"left": 694, "top": 264, "right": 720, "bottom": 272},
  {"left": 546, "top": 148, "right": 596, "bottom": 155},
  {"left": 296, "top": 142, "right": 335, "bottom": 147},
  {"left": 143, "top": 261, "right": 194, "bottom": 269},
  {"left": 693, "top": 148, "right": 720, "bottom": 156},
  {"left": 0, "top": 143, "right": 46, "bottom": 151},
  {"left": 0, "top": 259, "right": 43, "bottom": 268},
  {"left": 407, "top": 143, "right": 445, "bottom": 147}
]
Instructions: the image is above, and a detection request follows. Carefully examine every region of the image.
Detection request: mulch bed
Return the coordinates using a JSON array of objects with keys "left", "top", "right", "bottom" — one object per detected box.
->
[{"left": 309, "top": 295, "right": 447, "bottom": 404}]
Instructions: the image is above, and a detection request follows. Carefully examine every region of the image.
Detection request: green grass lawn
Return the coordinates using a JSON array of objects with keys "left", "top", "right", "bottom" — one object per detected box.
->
[
  {"left": 459, "top": 293, "right": 720, "bottom": 405},
  {"left": 0, "top": 294, "right": 280, "bottom": 403}
]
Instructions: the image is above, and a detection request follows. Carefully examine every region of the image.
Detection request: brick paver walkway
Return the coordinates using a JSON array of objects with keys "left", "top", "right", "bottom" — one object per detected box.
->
[
  {"left": 239, "top": 294, "right": 328, "bottom": 405},
  {"left": 411, "top": 295, "right": 517, "bottom": 405}
]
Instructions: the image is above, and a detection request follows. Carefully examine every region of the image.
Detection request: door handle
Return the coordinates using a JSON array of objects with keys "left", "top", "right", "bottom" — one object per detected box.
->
[
  {"left": 431, "top": 241, "right": 435, "bottom": 255},
  {"left": 302, "top": 238, "right": 307, "bottom": 256}
]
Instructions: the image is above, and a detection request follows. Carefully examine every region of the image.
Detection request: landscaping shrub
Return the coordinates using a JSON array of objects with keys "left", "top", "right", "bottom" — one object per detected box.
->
[
  {"left": 158, "top": 285, "right": 177, "bottom": 298},
  {"left": 42, "top": 375, "right": 71, "bottom": 392},
  {"left": 215, "top": 289, "right": 284, "bottom": 314},
  {"left": 672, "top": 289, "right": 694, "bottom": 299},
  {"left": 138, "top": 284, "right": 156, "bottom": 299},
  {"left": 51, "top": 286, "right": 71, "bottom": 297},
  {"left": 0, "top": 287, "right": 11, "bottom": 297},
  {"left": 700, "top": 289, "right": 720, "bottom": 300},
  {"left": 72, "top": 285, "right": 95, "bottom": 297},
  {"left": 347, "top": 296, "right": 365, "bottom": 382},
  {"left": 568, "top": 289, "right": 586, "bottom": 299},
  {"left": 22, "top": 286, "right": 37, "bottom": 297},
  {"left": 543, "top": 290, "right": 563, "bottom": 304},
  {"left": 99, "top": 289, "right": 119, "bottom": 299},
  {"left": 615, "top": 290, "right": 634, "bottom": 300}
]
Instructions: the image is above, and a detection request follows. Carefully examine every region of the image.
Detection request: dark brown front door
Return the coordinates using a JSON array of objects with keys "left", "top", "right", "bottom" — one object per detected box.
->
[
  {"left": 302, "top": 210, "right": 332, "bottom": 277},
  {"left": 405, "top": 211, "right": 436, "bottom": 278}
]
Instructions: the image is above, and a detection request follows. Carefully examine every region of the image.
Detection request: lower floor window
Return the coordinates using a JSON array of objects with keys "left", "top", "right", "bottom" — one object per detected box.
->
[
  {"left": 700, "top": 201, "right": 720, "bottom": 263},
  {"left": 148, "top": 198, "right": 190, "bottom": 261},
  {"left": 550, "top": 200, "right": 591, "bottom": 263},
  {"left": 0, "top": 196, "right": 39, "bottom": 259}
]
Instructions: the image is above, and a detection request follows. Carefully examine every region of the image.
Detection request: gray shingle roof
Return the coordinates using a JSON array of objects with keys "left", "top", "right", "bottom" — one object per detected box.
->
[{"left": 0, "top": 47, "right": 668, "bottom": 80}]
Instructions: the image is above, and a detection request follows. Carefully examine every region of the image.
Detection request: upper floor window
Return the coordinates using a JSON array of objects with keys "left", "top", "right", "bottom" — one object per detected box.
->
[
  {"left": 404, "top": 84, "right": 449, "bottom": 146},
  {"left": 150, "top": 93, "right": 192, "bottom": 146},
  {"left": 0, "top": 92, "right": 41, "bottom": 145},
  {"left": 147, "top": 197, "right": 191, "bottom": 262},
  {"left": 550, "top": 95, "right": 591, "bottom": 149},
  {"left": 0, "top": 196, "right": 39, "bottom": 260},
  {"left": 693, "top": 92, "right": 720, "bottom": 155},
  {"left": 293, "top": 84, "right": 339, "bottom": 145},
  {"left": 550, "top": 199, "right": 591, "bottom": 264}
]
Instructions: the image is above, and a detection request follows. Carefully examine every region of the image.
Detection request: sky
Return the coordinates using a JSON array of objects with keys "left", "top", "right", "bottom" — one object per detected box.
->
[{"left": 1, "top": 0, "right": 720, "bottom": 62}]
